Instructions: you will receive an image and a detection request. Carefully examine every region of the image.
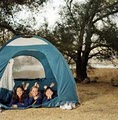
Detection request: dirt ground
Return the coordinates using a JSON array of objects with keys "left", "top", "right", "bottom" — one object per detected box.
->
[{"left": 0, "top": 68, "right": 118, "bottom": 120}]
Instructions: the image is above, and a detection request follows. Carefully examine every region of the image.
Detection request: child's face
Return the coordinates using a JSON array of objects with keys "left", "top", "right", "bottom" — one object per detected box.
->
[
  {"left": 16, "top": 87, "right": 24, "bottom": 98},
  {"left": 45, "top": 89, "right": 53, "bottom": 97},
  {"left": 31, "top": 87, "right": 39, "bottom": 97}
]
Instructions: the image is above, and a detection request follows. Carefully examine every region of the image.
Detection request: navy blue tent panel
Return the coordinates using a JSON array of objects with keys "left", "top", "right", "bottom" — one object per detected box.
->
[{"left": 0, "top": 35, "right": 79, "bottom": 108}]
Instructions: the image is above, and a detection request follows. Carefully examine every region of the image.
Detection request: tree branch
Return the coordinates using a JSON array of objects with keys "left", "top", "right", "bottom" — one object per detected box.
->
[
  {"left": 90, "top": 43, "right": 109, "bottom": 51},
  {"left": 93, "top": 6, "right": 118, "bottom": 23},
  {"left": 97, "top": 1, "right": 118, "bottom": 13},
  {"left": 65, "top": 0, "right": 79, "bottom": 35},
  {"left": 89, "top": 48, "right": 109, "bottom": 59},
  {"left": 0, "top": 22, "right": 16, "bottom": 34}
]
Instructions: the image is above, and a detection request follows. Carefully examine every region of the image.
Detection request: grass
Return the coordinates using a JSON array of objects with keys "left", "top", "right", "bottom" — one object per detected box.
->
[{"left": 87, "top": 68, "right": 118, "bottom": 82}]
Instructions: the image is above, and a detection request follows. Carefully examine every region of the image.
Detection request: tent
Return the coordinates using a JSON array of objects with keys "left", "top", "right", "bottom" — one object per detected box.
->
[{"left": 0, "top": 35, "right": 79, "bottom": 108}]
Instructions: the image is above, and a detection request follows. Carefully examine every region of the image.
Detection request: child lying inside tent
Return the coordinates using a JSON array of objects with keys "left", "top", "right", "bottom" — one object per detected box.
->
[
  {"left": 28, "top": 82, "right": 42, "bottom": 106},
  {"left": 42, "top": 83, "right": 57, "bottom": 103},
  {"left": 9, "top": 83, "right": 29, "bottom": 108},
  {"left": 8, "top": 82, "right": 57, "bottom": 109}
]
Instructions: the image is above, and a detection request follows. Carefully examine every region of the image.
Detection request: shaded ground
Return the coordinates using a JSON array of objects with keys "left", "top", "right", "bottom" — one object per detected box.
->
[{"left": 1, "top": 82, "right": 118, "bottom": 120}]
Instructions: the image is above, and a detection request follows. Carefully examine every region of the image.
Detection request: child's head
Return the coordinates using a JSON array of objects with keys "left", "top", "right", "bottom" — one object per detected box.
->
[
  {"left": 14, "top": 86, "right": 24, "bottom": 98},
  {"left": 30, "top": 86, "right": 39, "bottom": 97},
  {"left": 44, "top": 87, "right": 54, "bottom": 97},
  {"left": 43, "top": 83, "right": 55, "bottom": 98}
]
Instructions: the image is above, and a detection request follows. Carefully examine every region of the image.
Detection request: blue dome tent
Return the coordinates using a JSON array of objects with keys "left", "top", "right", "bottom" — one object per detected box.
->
[{"left": 0, "top": 35, "right": 79, "bottom": 109}]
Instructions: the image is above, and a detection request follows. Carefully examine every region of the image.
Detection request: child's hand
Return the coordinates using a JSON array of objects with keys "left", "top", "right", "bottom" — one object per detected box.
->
[
  {"left": 34, "top": 96, "right": 39, "bottom": 100},
  {"left": 12, "top": 104, "right": 17, "bottom": 108},
  {"left": 50, "top": 82, "right": 55, "bottom": 88},
  {"left": 34, "top": 82, "right": 39, "bottom": 88},
  {"left": 46, "top": 91, "right": 53, "bottom": 99},
  {"left": 49, "top": 91, "right": 53, "bottom": 98},
  {"left": 22, "top": 82, "right": 25, "bottom": 88},
  {"left": 24, "top": 83, "right": 29, "bottom": 90}
]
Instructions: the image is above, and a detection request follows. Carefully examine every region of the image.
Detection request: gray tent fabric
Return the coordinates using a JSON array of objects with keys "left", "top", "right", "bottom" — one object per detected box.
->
[
  {"left": 0, "top": 59, "right": 14, "bottom": 90},
  {"left": 0, "top": 35, "right": 79, "bottom": 108}
]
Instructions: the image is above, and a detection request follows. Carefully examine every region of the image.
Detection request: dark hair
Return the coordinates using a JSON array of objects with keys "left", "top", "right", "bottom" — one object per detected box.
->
[{"left": 12, "top": 86, "right": 27, "bottom": 103}]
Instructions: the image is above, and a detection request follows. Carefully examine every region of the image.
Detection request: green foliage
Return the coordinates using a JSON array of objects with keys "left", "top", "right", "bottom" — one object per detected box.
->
[
  {"left": 0, "top": 0, "right": 118, "bottom": 80},
  {"left": 52, "top": 0, "right": 118, "bottom": 60},
  {"left": 0, "top": 0, "right": 47, "bottom": 36},
  {"left": 41, "top": 0, "right": 118, "bottom": 80}
]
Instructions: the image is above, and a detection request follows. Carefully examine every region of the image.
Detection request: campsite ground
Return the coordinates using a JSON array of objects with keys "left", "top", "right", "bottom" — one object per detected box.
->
[{"left": 0, "top": 68, "right": 118, "bottom": 120}]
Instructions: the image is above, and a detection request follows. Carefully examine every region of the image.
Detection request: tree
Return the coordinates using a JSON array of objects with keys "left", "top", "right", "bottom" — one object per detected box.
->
[
  {"left": 0, "top": 28, "right": 13, "bottom": 45},
  {"left": 45, "top": 0, "right": 118, "bottom": 81},
  {"left": 0, "top": 0, "right": 47, "bottom": 37}
]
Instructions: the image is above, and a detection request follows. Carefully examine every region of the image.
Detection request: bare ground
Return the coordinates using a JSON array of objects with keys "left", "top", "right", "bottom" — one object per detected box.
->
[{"left": 0, "top": 68, "right": 118, "bottom": 120}]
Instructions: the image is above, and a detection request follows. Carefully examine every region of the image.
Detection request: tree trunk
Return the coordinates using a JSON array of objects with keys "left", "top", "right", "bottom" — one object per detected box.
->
[
  {"left": 75, "top": 1, "right": 93, "bottom": 82},
  {"left": 76, "top": 26, "right": 91, "bottom": 82},
  {"left": 76, "top": 53, "right": 88, "bottom": 82}
]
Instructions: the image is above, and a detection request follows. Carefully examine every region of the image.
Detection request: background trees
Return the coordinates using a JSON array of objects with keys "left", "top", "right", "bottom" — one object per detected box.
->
[
  {"left": 0, "top": 0, "right": 47, "bottom": 45},
  {"left": 43, "top": 0, "right": 118, "bottom": 81},
  {"left": 0, "top": 0, "right": 118, "bottom": 82}
]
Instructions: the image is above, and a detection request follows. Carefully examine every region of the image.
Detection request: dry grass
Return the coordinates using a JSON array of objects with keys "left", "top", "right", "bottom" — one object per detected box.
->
[
  {"left": 0, "top": 68, "right": 118, "bottom": 120},
  {"left": 88, "top": 68, "right": 118, "bottom": 82}
]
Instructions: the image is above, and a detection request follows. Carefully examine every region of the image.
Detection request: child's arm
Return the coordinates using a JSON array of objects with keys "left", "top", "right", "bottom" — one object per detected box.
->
[
  {"left": 17, "top": 98, "right": 29, "bottom": 107},
  {"left": 9, "top": 98, "right": 14, "bottom": 107},
  {"left": 8, "top": 99, "right": 18, "bottom": 108},
  {"left": 28, "top": 97, "right": 34, "bottom": 105},
  {"left": 34, "top": 97, "right": 42, "bottom": 105},
  {"left": 32, "top": 93, "right": 42, "bottom": 105},
  {"left": 42, "top": 96, "right": 49, "bottom": 103}
]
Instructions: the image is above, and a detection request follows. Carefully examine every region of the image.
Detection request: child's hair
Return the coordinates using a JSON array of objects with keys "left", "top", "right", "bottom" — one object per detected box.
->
[
  {"left": 43, "top": 82, "right": 55, "bottom": 95},
  {"left": 44, "top": 87, "right": 53, "bottom": 92},
  {"left": 12, "top": 86, "right": 27, "bottom": 103}
]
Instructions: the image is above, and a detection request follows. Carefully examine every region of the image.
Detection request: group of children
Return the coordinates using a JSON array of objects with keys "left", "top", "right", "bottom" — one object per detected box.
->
[{"left": 8, "top": 82, "right": 56, "bottom": 109}]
